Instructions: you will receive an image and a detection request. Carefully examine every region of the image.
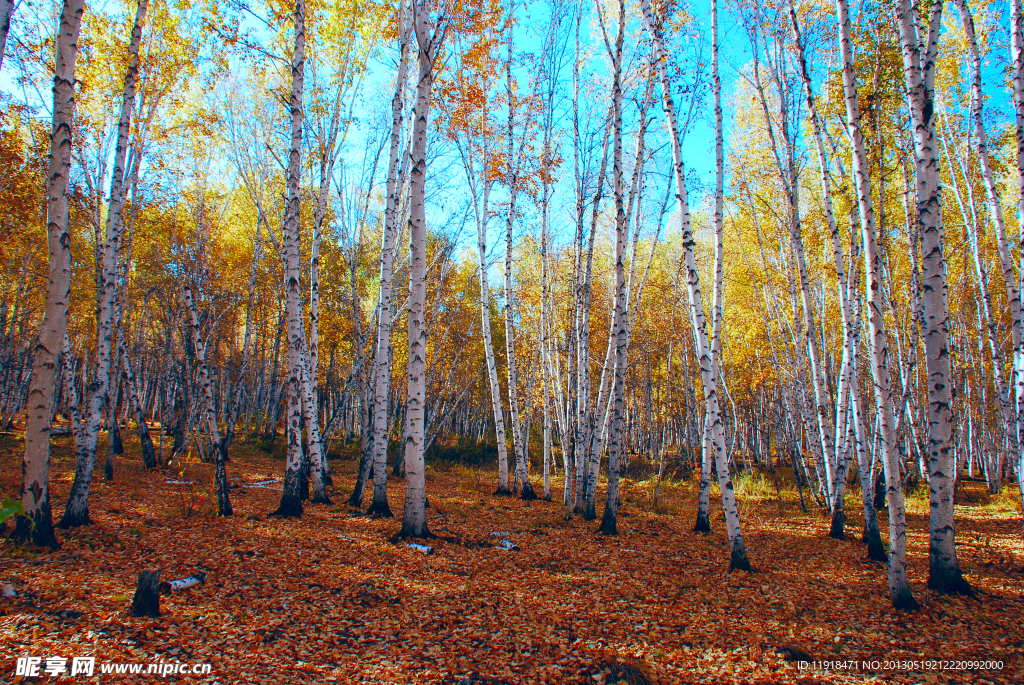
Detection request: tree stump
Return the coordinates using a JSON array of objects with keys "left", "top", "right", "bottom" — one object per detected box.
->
[{"left": 131, "top": 570, "right": 161, "bottom": 617}]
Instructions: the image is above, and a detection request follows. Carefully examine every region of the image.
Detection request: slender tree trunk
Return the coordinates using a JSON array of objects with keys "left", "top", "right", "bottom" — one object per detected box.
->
[
  {"left": 849, "top": 305, "right": 886, "bottom": 561},
  {"left": 954, "top": 0, "right": 1022, "bottom": 419},
  {"left": 894, "top": 0, "right": 971, "bottom": 597},
  {"left": 787, "top": 0, "right": 864, "bottom": 540},
  {"left": 942, "top": 108, "right": 1017, "bottom": 493},
  {"left": 751, "top": 24, "right": 839, "bottom": 513},
  {"left": 279, "top": 0, "right": 329, "bottom": 507},
  {"left": 399, "top": 0, "right": 444, "bottom": 539},
  {"left": 575, "top": 118, "right": 610, "bottom": 516},
  {"left": 502, "top": 26, "right": 536, "bottom": 501},
  {"left": 476, "top": 163, "right": 511, "bottom": 496},
  {"left": 14, "top": 0, "right": 84, "bottom": 542},
  {"left": 599, "top": 0, "right": 627, "bottom": 535},
  {"left": 1011, "top": 0, "right": 1024, "bottom": 537},
  {"left": 365, "top": 1, "right": 410, "bottom": 517},
  {"left": 0, "top": 0, "right": 14, "bottom": 74},
  {"left": 60, "top": 0, "right": 147, "bottom": 528},
  {"left": 182, "top": 284, "right": 232, "bottom": 515},
  {"left": 839, "top": 0, "right": 917, "bottom": 608},
  {"left": 223, "top": 221, "right": 262, "bottom": 452},
  {"left": 642, "top": 0, "right": 750, "bottom": 571},
  {"left": 694, "top": 0, "right": 727, "bottom": 536},
  {"left": 503, "top": 185, "right": 533, "bottom": 500},
  {"left": 119, "top": 329, "right": 156, "bottom": 468}
]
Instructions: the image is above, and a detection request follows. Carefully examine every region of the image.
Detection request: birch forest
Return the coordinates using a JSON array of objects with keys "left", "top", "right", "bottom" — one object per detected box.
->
[{"left": 1, "top": 0, "right": 1024, "bottom": 681}]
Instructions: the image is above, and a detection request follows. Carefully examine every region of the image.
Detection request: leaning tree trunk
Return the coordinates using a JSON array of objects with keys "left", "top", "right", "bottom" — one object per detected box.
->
[
  {"left": 787, "top": 0, "right": 874, "bottom": 543},
  {"left": 642, "top": 0, "right": 750, "bottom": 571},
  {"left": 894, "top": 0, "right": 971, "bottom": 598},
  {"left": 183, "top": 284, "right": 232, "bottom": 516},
  {"left": 839, "top": 0, "right": 917, "bottom": 608},
  {"left": 61, "top": 0, "right": 147, "bottom": 529},
  {"left": 14, "top": 0, "right": 85, "bottom": 547},
  {"left": 751, "top": 25, "right": 839, "bottom": 514},
  {"left": 954, "top": 0, "right": 1021, "bottom": 456},
  {"left": 476, "top": 165, "right": 511, "bottom": 496}
]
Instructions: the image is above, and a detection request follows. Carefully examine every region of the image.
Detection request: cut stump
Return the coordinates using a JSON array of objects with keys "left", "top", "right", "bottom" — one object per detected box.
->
[{"left": 131, "top": 570, "right": 161, "bottom": 617}]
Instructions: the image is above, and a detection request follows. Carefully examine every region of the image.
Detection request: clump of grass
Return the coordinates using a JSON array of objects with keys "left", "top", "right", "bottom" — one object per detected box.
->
[
  {"left": 904, "top": 481, "right": 932, "bottom": 515},
  {"left": 733, "top": 471, "right": 775, "bottom": 501},
  {"left": 984, "top": 486, "right": 1023, "bottom": 516}
]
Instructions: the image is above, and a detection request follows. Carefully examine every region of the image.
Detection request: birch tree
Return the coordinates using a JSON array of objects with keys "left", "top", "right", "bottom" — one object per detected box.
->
[
  {"left": 695, "top": 0, "right": 727, "bottom": 535},
  {"left": 60, "top": 0, "right": 148, "bottom": 528},
  {"left": 13, "top": 0, "right": 86, "bottom": 548},
  {"left": 182, "top": 282, "right": 232, "bottom": 516},
  {"left": 362, "top": 0, "right": 411, "bottom": 518},
  {"left": 642, "top": 0, "right": 751, "bottom": 571},
  {"left": 1007, "top": 0, "right": 1024, "bottom": 537},
  {"left": 0, "top": 0, "right": 13, "bottom": 75},
  {"left": 597, "top": 0, "right": 627, "bottom": 535},
  {"left": 837, "top": 0, "right": 917, "bottom": 608},
  {"left": 502, "top": 11, "right": 537, "bottom": 501},
  {"left": 894, "top": 0, "right": 972, "bottom": 597},
  {"left": 464, "top": 101, "right": 512, "bottom": 497},
  {"left": 279, "top": 0, "right": 330, "bottom": 511},
  {"left": 784, "top": 0, "right": 881, "bottom": 551},
  {"left": 951, "top": 0, "right": 1018, "bottom": 470},
  {"left": 399, "top": 0, "right": 447, "bottom": 540}
]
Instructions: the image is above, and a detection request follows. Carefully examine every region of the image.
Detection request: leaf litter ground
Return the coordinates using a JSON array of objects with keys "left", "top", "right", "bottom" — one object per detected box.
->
[{"left": 1, "top": 433, "right": 1023, "bottom": 684}]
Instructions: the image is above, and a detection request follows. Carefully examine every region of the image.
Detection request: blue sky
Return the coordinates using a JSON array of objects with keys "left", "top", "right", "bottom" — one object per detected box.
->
[{"left": 2, "top": 0, "right": 1020, "bottom": 254}]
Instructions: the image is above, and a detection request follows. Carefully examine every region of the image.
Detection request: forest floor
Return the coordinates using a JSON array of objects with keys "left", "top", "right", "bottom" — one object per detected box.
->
[{"left": 1, "top": 430, "right": 1023, "bottom": 685}]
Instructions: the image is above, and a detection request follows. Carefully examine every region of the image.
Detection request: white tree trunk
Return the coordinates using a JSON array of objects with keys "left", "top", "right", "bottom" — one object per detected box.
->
[
  {"left": 750, "top": 28, "right": 838, "bottom": 511},
  {"left": 894, "top": 0, "right": 971, "bottom": 597},
  {"left": 0, "top": 0, "right": 14, "bottom": 75},
  {"left": 839, "top": 0, "right": 917, "bottom": 608},
  {"left": 695, "top": 0, "right": 727, "bottom": 535},
  {"left": 503, "top": 166, "right": 534, "bottom": 501},
  {"left": 277, "top": 0, "right": 329, "bottom": 514},
  {"left": 365, "top": 2, "right": 410, "bottom": 517},
  {"left": 61, "top": 0, "right": 148, "bottom": 528},
  {"left": 787, "top": 0, "right": 878, "bottom": 545},
  {"left": 182, "top": 284, "right": 232, "bottom": 516},
  {"left": 642, "top": 0, "right": 750, "bottom": 570},
  {"left": 399, "top": 0, "right": 445, "bottom": 539},
  {"left": 476, "top": 166, "right": 511, "bottom": 495},
  {"left": 1011, "top": 0, "right": 1024, "bottom": 537},
  {"left": 952, "top": 0, "right": 1019, "bottom": 468},
  {"left": 15, "top": 0, "right": 84, "bottom": 547},
  {"left": 599, "top": 0, "right": 627, "bottom": 535}
]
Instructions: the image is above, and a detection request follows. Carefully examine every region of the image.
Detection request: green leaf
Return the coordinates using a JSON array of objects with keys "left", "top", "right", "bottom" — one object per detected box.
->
[{"left": 0, "top": 496, "right": 28, "bottom": 527}]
